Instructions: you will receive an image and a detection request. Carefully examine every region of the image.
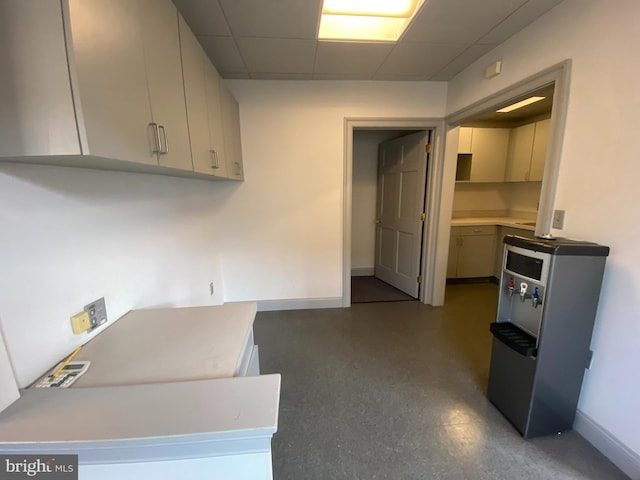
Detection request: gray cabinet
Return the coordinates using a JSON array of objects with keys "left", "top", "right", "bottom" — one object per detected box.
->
[
  {"left": 220, "top": 83, "right": 244, "bottom": 180},
  {"left": 0, "top": 0, "right": 244, "bottom": 181},
  {"left": 447, "top": 225, "right": 497, "bottom": 278},
  {"left": 505, "top": 119, "right": 549, "bottom": 182},
  {"left": 457, "top": 127, "right": 510, "bottom": 183}
]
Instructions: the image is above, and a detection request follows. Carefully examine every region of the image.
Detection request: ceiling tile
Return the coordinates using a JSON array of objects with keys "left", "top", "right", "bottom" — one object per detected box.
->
[
  {"left": 478, "top": 0, "right": 565, "bottom": 45},
  {"left": 428, "top": 44, "right": 496, "bottom": 81},
  {"left": 198, "top": 35, "right": 247, "bottom": 73},
  {"left": 172, "top": 0, "right": 231, "bottom": 35},
  {"left": 403, "top": 0, "right": 527, "bottom": 44},
  {"left": 314, "top": 42, "right": 394, "bottom": 76},
  {"left": 377, "top": 43, "right": 467, "bottom": 77},
  {"left": 236, "top": 38, "right": 317, "bottom": 74},
  {"left": 218, "top": 0, "right": 322, "bottom": 39}
]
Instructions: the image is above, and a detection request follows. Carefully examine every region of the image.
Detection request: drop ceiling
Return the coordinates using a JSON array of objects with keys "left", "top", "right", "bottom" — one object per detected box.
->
[{"left": 172, "top": 0, "right": 565, "bottom": 81}]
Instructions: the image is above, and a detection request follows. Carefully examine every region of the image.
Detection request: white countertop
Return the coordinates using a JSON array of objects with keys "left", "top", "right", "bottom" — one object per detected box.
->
[
  {"left": 0, "top": 375, "right": 281, "bottom": 464},
  {"left": 451, "top": 216, "right": 536, "bottom": 231},
  {"left": 0, "top": 302, "right": 281, "bottom": 465},
  {"left": 73, "top": 302, "right": 257, "bottom": 387}
]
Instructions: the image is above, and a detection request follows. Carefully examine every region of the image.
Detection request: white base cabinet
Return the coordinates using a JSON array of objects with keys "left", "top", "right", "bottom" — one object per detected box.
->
[{"left": 447, "top": 225, "right": 497, "bottom": 278}]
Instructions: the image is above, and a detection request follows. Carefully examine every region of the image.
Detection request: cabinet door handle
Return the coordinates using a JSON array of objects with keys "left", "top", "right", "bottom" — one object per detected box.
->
[
  {"left": 234, "top": 161, "right": 241, "bottom": 175},
  {"left": 210, "top": 150, "right": 219, "bottom": 169},
  {"left": 158, "top": 125, "right": 169, "bottom": 154},
  {"left": 149, "top": 122, "right": 161, "bottom": 155}
]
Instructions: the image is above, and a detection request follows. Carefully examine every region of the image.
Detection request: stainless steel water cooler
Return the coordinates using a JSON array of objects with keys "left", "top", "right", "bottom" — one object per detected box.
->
[{"left": 487, "top": 235, "right": 609, "bottom": 438}]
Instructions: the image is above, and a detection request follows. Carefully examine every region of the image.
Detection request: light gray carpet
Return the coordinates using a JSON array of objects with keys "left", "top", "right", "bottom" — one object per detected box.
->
[
  {"left": 351, "top": 275, "right": 415, "bottom": 303},
  {"left": 254, "top": 283, "right": 629, "bottom": 480}
]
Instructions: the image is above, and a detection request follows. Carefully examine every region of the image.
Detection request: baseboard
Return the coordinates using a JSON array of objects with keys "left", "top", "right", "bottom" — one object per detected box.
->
[
  {"left": 574, "top": 409, "right": 640, "bottom": 479},
  {"left": 351, "top": 267, "right": 374, "bottom": 277},
  {"left": 255, "top": 297, "right": 344, "bottom": 312}
]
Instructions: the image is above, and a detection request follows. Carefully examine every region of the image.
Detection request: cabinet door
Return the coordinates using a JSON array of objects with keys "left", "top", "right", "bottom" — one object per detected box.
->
[
  {"left": 447, "top": 230, "right": 460, "bottom": 278},
  {"left": 458, "top": 233, "right": 496, "bottom": 278},
  {"left": 220, "top": 82, "right": 244, "bottom": 180},
  {"left": 530, "top": 119, "right": 550, "bottom": 181},
  {"left": 458, "top": 127, "right": 473, "bottom": 153},
  {"left": 469, "top": 128, "right": 509, "bottom": 182},
  {"left": 205, "top": 61, "right": 228, "bottom": 177},
  {"left": 0, "top": 0, "right": 80, "bottom": 156},
  {"left": 179, "top": 15, "right": 214, "bottom": 175},
  {"left": 505, "top": 123, "right": 535, "bottom": 182},
  {"left": 67, "top": 0, "right": 154, "bottom": 164},
  {"left": 139, "top": 0, "right": 192, "bottom": 171}
]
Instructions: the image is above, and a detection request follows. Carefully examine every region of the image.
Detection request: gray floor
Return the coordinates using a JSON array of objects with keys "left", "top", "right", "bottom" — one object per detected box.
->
[
  {"left": 351, "top": 276, "right": 415, "bottom": 303},
  {"left": 253, "top": 283, "right": 629, "bottom": 480}
]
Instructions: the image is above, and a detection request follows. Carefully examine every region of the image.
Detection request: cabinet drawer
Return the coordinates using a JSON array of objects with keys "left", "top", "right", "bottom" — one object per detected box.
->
[{"left": 454, "top": 225, "right": 496, "bottom": 236}]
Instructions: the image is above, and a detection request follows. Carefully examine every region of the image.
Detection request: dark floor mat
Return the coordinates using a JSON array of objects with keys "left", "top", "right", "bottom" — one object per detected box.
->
[{"left": 351, "top": 276, "right": 415, "bottom": 303}]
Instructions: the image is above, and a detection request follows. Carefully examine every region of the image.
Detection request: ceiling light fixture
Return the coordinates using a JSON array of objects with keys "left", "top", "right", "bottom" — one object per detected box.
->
[
  {"left": 497, "top": 96, "right": 546, "bottom": 113},
  {"left": 318, "top": 0, "right": 426, "bottom": 42}
]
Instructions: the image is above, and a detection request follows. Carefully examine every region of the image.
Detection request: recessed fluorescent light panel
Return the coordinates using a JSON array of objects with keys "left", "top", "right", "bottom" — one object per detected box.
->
[
  {"left": 497, "top": 96, "right": 546, "bottom": 113},
  {"left": 318, "top": 0, "right": 426, "bottom": 42}
]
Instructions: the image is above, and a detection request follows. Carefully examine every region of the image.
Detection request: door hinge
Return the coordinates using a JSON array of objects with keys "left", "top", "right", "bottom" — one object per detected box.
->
[
  {"left": 420, "top": 212, "right": 426, "bottom": 222},
  {"left": 425, "top": 144, "right": 432, "bottom": 153},
  {"left": 417, "top": 275, "right": 422, "bottom": 284}
]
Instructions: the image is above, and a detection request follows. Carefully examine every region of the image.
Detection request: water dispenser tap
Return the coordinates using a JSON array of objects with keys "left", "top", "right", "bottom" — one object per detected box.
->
[
  {"left": 508, "top": 277, "right": 515, "bottom": 296},
  {"left": 520, "top": 282, "right": 528, "bottom": 302},
  {"left": 532, "top": 287, "right": 540, "bottom": 308}
]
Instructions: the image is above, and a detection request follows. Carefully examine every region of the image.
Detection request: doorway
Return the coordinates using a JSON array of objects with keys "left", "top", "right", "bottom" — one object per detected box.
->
[
  {"left": 351, "top": 130, "right": 430, "bottom": 303},
  {"left": 442, "top": 60, "right": 571, "bottom": 303},
  {"left": 343, "top": 118, "right": 446, "bottom": 307},
  {"left": 447, "top": 83, "right": 554, "bottom": 285}
]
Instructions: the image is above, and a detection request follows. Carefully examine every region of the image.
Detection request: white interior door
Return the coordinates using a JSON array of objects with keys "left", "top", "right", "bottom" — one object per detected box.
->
[{"left": 374, "top": 131, "right": 429, "bottom": 297}]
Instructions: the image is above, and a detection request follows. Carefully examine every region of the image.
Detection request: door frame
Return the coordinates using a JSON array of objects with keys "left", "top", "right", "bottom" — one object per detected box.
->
[{"left": 343, "top": 119, "right": 446, "bottom": 307}]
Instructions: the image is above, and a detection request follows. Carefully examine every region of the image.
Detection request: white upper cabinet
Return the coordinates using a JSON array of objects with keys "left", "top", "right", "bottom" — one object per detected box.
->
[
  {"left": 505, "top": 119, "right": 549, "bottom": 182},
  {"left": 456, "top": 127, "right": 509, "bottom": 182},
  {"left": 530, "top": 119, "right": 550, "bottom": 181},
  {"left": 220, "top": 83, "right": 244, "bottom": 180},
  {"left": 0, "top": 0, "right": 80, "bottom": 156},
  {"left": 67, "top": 0, "right": 155, "bottom": 164},
  {"left": 469, "top": 128, "right": 509, "bottom": 182},
  {"left": 458, "top": 127, "right": 473, "bottom": 154},
  {"left": 0, "top": 0, "right": 244, "bottom": 181},
  {"left": 139, "top": 0, "right": 192, "bottom": 171},
  {"left": 179, "top": 14, "right": 229, "bottom": 178},
  {"left": 505, "top": 123, "right": 535, "bottom": 182},
  {"left": 205, "top": 62, "right": 228, "bottom": 177}
]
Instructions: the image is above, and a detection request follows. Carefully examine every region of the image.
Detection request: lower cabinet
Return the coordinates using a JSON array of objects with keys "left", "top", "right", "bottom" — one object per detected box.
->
[{"left": 447, "top": 225, "right": 497, "bottom": 278}]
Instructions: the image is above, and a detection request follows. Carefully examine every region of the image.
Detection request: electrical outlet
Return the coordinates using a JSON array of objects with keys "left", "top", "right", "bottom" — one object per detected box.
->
[
  {"left": 209, "top": 282, "right": 215, "bottom": 296},
  {"left": 84, "top": 297, "right": 107, "bottom": 331},
  {"left": 70, "top": 311, "right": 91, "bottom": 334},
  {"left": 552, "top": 209, "right": 565, "bottom": 229}
]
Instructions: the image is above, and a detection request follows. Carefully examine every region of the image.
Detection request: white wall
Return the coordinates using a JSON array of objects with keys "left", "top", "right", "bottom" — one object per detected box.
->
[
  {"left": 452, "top": 182, "right": 541, "bottom": 218},
  {"left": 351, "top": 130, "right": 405, "bottom": 272},
  {"left": 447, "top": 0, "right": 640, "bottom": 468},
  {"left": 223, "top": 80, "right": 447, "bottom": 299},
  {"left": 0, "top": 165, "right": 228, "bottom": 387}
]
